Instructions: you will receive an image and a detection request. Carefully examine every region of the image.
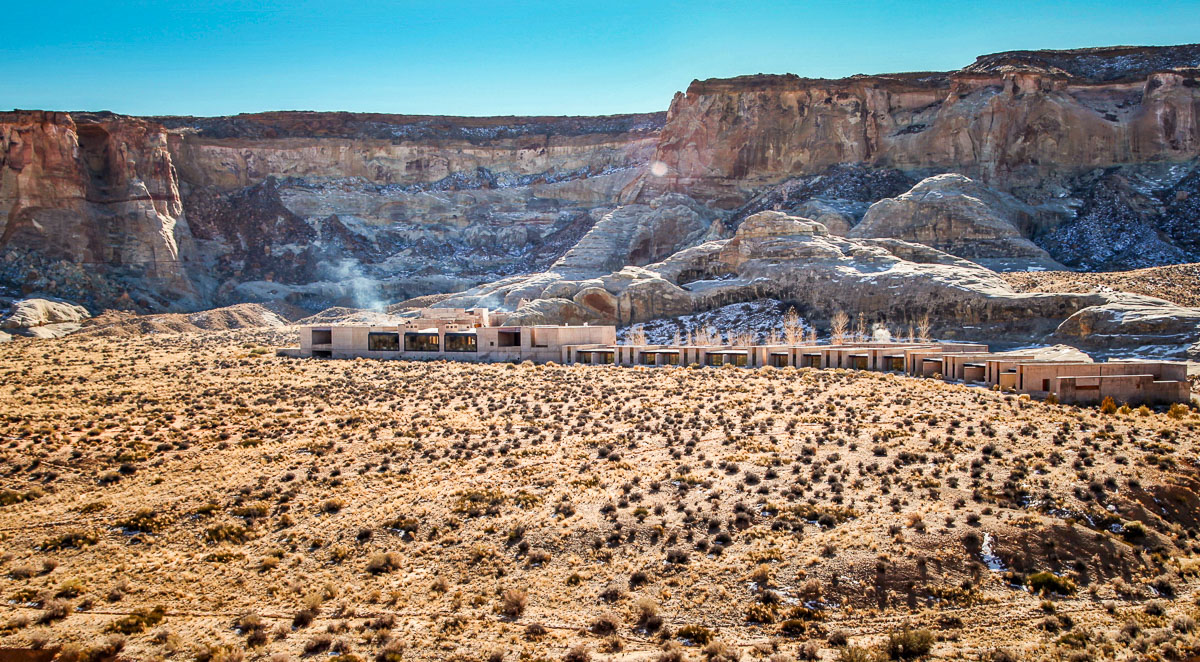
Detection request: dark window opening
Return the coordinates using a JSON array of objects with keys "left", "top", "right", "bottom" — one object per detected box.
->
[
  {"left": 597, "top": 352, "right": 615, "bottom": 365},
  {"left": 312, "top": 350, "right": 332, "bottom": 358},
  {"left": 1042, "top": 379, "right": 1051, "bottom": 392},
  {"left": 312, "top": 329, "right": 332, "bottom": 345},
  {"left": 445, "top": 333, "right": 477, "bottom": 353},
  {"left": 769, "top": 354, "right": 788, "bottom": 368},
  {"left": 639, "top": 352, "right": 657, "bottom": 365},
  {"left": 368, "top": 332, "right": 400, "bottom": 351},
  {"left": 705, "top": 354, "right": 724, "bottom": 366},
  {"left": 662, "top": 352, "right": 680, "bottom": 366},
  {"left": 404, "top": 333, "right": 440, "bottom": 352},
  {"left": 803, "top": 354, "right": 821, "bottom": 368},
  {"left": 577, "top": 352, "right": 593, "bottom": 364},
  {"left": 497, "top": 331, "right": 521, "bottom": 348},
  {"left": 732, "top": 353, "right": 748, "bottom": 367}
]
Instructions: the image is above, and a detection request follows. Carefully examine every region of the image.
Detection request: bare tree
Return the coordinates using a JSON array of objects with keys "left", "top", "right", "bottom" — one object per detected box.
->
[
  {"left": 830, "top": 310, "right": 849, "bottom": 345},
  {"left": 628, "top": 324, "right": 647, "bottom": 346},
  {"left": 782, "top": 307, "right": 804, "bottom": 345},
  {"left": 917, "top": 314, "right": 932, "bottom": 342},
  {"left": 855, "top": 312, "right": 867, "bottom": 342},
  {"left": 906, "top": 321, "right": 915, "bottom": 343},
  {"left": 672, "top": 329, "right": 682, "bottom": 347},
  {"left": 767, "top": 329, "right": 780, "bottom": 345},
  {"left": 732, "top": 330, "right": 755, "bottom": 346}
]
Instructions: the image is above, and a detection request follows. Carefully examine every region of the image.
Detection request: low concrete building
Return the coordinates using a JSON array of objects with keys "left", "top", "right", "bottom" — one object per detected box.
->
[{"left": 283, "top": 314, "right": 1191, "bottom": 406}]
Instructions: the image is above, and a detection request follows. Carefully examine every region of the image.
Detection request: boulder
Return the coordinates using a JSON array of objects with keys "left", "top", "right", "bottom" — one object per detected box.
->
[
  {"left": 850, "top": 174, "right": 1063, "bottom": 270},
  {"left": 1, "top": 298, "right": 90, "bottom": 329}
]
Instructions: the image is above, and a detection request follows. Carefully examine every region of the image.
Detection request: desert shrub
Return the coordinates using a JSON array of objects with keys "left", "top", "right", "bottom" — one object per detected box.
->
[
  {"left": 677, "top": 625, "right": 715, "bottom": 646},
  {"left": 304, "top": 633, "right": 333, "bottom": 654},
  {"left": 590, "top": 612, "right": 621, "bottom": 635},
  {"left": 197, "top": 643, "right": 246, "bottom": 662},
  {"left": 837, "top": 647, "right": 875, "bottom": 662},
  {"left": 1100, "top": 397, "right": 1117, "bottom": 414},
  {"left": 366, "top": 552, "right": 402, "bottom": 574},
  {"left": 0, "top": 487, "right": 43, "bottom": 507},
  {"left": 205, "top": 523, "right": 250, "bottom": 544},
  {"left": 37, "top": 598, "right": 72, "bottom": 624},
  {"left": 564, "top": 644, "right": 591, "bottom": 662},
  {"left": 885, "top": 628, "right": 933, "bottom": 659},
  {"left": 320, "top": 498, "right": 346, "bottom": 514},
  {"left": 376, "top": 640, "right": 406, "bottom": 662},
  {"left": 636, "top": 598, "right": 663, "bottom": 632},
  {"left": 828, "top": 630, "right": 849, "bottom": 647},
  {"left": 118, "top": 508, "right": 167, "bottom": 533},
  {"left": 524, "top": 623, "right": 548, "bottom": 640},
  {"left": 1167, "top": 403, "right": 1190, "bottom": 419},
  {"left": 1028, "top": 571, "right": 1075, "bottom": 596},
  {"left": 106, "top": 605, "right": 165, "bottom": 634},
  {"left": 701, "top": 641, "right": 739, "bottom": 662},
  {"left": 657, "top": 642, "right": 687, "bottom": 662},
  {"left": 499, "top": 588, "right": 527, "bottom": 618},
  {"left": 40, "top": 531, "right": 98, "bottom": 550}
]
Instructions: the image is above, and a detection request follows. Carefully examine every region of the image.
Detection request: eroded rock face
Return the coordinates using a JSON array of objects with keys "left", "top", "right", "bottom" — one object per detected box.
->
[
  {"left": 647, "top": 46, "right": 1200, "bottom": 206},
  {"left": 0, "top": 111, "right": 196, "bottom": 309},
  {"left": 454, "top": 210, "right": 1200, "bottom": 356},
  {"left": 850, "top": 174, "right": 1063, "bottom": 270},
  {"left": 0, "top": 110, "right": 666, "bottom": 310}
]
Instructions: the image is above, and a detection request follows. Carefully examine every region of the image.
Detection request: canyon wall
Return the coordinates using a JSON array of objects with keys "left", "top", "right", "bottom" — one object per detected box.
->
[
  {"left": 646, "top": 45, "right": 1200, "bottom": 206},
  {"left": 2, "top": 45, "right": 1199, "bottom": 314}
]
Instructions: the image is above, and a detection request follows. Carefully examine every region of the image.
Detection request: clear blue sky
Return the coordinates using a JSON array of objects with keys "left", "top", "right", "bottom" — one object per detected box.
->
[{"left": 4, "top": 0, "right": 1199, "bottom": 117}]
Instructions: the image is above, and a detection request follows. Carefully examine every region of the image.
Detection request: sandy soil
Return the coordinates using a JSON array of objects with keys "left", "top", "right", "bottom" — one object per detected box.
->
[
  {"left": 0, "top": 328, "right": 1198, "bottom": 661},
  {"left": 1000, "top": 264, "right": 1200, "bottom": 308}
]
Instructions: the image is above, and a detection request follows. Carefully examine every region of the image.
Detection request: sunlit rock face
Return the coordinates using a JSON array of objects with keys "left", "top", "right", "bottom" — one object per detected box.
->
[
  {"left": 4, "top": 45, "right": 1200, "bottom": 314},
  {"left": 0, "top": 111, "right": 665, "bottom": 310},
  {"left": 646, "top": 45, "right": 1200, "bottom": 207}
]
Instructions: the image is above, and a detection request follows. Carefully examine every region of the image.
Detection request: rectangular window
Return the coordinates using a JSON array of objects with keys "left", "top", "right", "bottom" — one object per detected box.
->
[
  {"left": 368, "top": 332, "right": 400, "bottom": 351},
  {"left": 497, "top": 331, "right": 521, "bottom": 348},
  {"left": 639, "top": 352, "right": 657, "bottom": 365},
  {"left": 598, "top": 352, "right": 615, "bottom": 365},
  {"left": 577, "top": 352, "right": 592, "bottom": 364},
  {"left": 733, "top": 353, "right": 748, "bottom": 367},
  {"left": 311, "top": 329, "right": 332, "bottom": 345},
  {"left": 1042, "top": 379, "right": 1051, "bottom": 392},
  {"left": 662, "top": 352, "right": 680, "bottom": 366},
  {"left": 444, "top": 333, "right": 477, "bottom": 353},
  {"left": 706, "top": 354, "right": 724, "bottom": 366},
  {"left": 769, "top": 354, "right": 788, "bottom": 368},
  {"left": 404, "top": 333, "right": 440, "bottom": 352}
]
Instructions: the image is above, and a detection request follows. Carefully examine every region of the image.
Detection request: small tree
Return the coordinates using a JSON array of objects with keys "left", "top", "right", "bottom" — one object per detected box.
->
[
  {"left": 917, "top": 314, "right": 932, "bottom": 342},
  {"left": 672, "top": 329, "right": 682, "bottom": 347},
  {"left": 782, "top": 307, "right": 805, "bottom": 345},
  {"left": 1100, "top": 396, "right": 1117, "bottom": 415},
  {"left": 830, "top": 310, "right": 849, "bottom": 345},
  {"left": 855, "top": 312, "right": 867, "bottom": 342}
]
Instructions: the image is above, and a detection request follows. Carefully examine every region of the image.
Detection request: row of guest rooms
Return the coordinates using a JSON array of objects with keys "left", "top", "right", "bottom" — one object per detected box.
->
[{"left": 283, "top": 323, "right": 1192, "bottom": 407}]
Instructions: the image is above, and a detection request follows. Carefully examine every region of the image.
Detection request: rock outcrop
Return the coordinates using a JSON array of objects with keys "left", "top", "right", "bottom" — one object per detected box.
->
[
  {"left": 447, "top": 210, "right": 1200, "bottom": 357},
  {"left": 849, "top": 174, "right": 1063, "bottom": 270},
  {"left": 0, "top": 297, "right": 91, "bottom": 338}
]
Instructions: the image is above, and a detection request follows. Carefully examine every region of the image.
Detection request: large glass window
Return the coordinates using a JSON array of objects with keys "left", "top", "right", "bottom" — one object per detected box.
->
[
  {"left": 598, "top": 352, "right": 615, "bottom": 365},
  {"left": 639, "top": 352, "right": 657, "bottom": 365},
  {"left": 662, "top": 352, "right": 680, "bottom": 366},
  {"left": 404, "top": 333, "right": 440, "bottom": 352},
  {"left": 368, "top": 332, "right": 400, "bottom": 351},
  {"left": 445, "top": 333, "right": 477, "bottom": 353},
  {"left": 577, "top": 352, "right": 593, "bottom": 364},
  {"left": 705, "top": 354, "right": 724, "bottom": 366},
  {"left": 311, "top": 329, "right": 332, "bottom": 344},
  {"left": 732, "top": 353, "right": 748, "bottom": 367}
]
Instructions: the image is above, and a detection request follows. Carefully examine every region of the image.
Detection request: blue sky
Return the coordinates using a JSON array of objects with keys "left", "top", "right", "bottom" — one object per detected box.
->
[{"left": 4, "top": 1, "right": 1199, "bottom": 117}]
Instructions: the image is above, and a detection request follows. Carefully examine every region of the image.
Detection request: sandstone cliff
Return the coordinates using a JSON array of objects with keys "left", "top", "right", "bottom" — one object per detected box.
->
[{"left": 4, "top": 44, "right": 1200, "bottom": 323}]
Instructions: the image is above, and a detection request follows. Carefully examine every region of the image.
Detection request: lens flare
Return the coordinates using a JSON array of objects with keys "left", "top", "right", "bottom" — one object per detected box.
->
[{"left": 649, "top": 161, "right": 668, "bottom": 177}]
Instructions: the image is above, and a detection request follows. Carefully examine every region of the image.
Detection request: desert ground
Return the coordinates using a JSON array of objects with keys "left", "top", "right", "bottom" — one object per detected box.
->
[
  {"left": 1000, "top": 264, "right": 1200, "bottom": 309},
  {"left": 1, "top": 328, "right": 1199, "bottom": 662}
]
